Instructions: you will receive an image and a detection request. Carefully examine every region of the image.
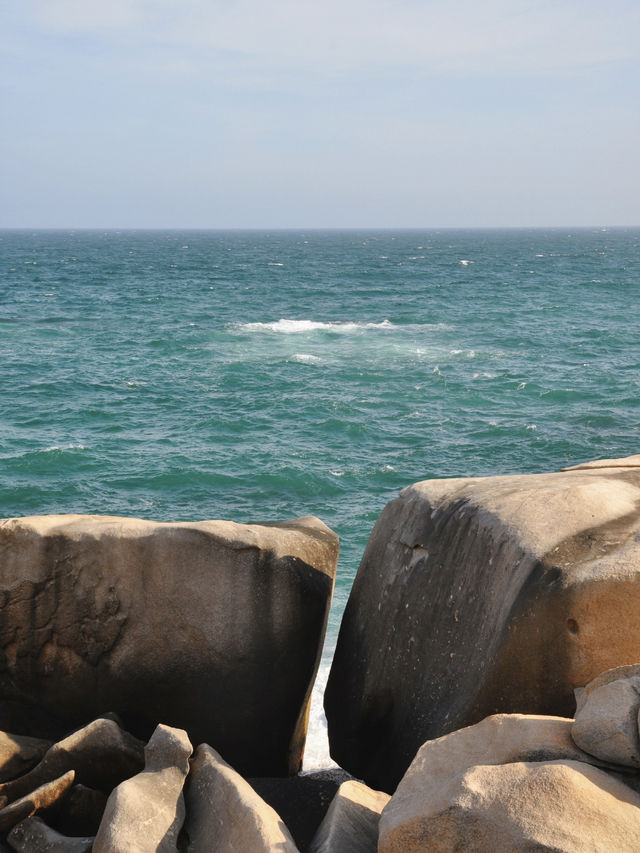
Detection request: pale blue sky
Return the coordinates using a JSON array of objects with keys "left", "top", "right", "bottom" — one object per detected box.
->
[{"left": 2, "top": 0, "right": 639, "bottom": 228}]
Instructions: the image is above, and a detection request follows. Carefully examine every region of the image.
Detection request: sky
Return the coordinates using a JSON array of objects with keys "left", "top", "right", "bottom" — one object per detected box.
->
[{"left": 1, "top": 0, "right": 639, "bottom": 228}]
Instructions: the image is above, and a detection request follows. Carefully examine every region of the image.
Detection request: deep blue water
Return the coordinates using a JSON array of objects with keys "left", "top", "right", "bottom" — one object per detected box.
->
[{"left": 1, "top": 228, "right": 639, "bottom": 653}]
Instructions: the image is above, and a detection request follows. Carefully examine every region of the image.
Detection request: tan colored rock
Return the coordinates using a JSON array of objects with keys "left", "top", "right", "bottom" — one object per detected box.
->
[
  {"left": 0, "top": 770, "right": 74, "bottom": 833},
  {"left": 93, "top": 724, "right": 191, "bottom": 853},
  {"left": 309, "top": 779, "right": 390, "bottom": 853},
  {"left": 572, "top": 664, "right": 640, "bottom": 767},
  {"left": 0, "top": 732, "right": 51, "bottom": 784},
  {"left": 379, "top": 759, "right": 640, "bottom": 853},
  {"left": 0, "top": 513, "right": 338, "bottom": 775},
  {"left": 326, "top": 454, "right": 640, "bottom": 789},
  {"left": 184, "top": 743, "right": 299, "bottom": 852},
  {"left": 7, "top": 815, "right": 94, "bottom": 852},
  {"left": 0, "top": 717, "right": 144, "bottom": 802}
]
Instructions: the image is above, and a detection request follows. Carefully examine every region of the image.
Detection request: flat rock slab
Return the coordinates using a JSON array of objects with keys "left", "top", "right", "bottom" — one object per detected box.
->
[
  {"left": 326, "top": 455, "right": 640, "bottom": 789},
  {"left": 184, "top": 744, "right": 299, "bottom": 852},
  {"left": 0, "top": 513, "right": 338, "bottom": 776}
]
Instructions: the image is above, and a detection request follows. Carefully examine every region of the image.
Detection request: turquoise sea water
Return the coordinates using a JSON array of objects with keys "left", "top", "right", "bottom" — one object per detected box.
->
[{"left": 2, "top": 228, "right": 640, "bottom": 659}]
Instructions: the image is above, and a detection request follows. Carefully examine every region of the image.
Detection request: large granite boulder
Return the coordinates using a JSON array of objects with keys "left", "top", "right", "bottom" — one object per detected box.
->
[
  {"left": 379, "top": 759, "right": 640, "bottom": 852},
  {"left": 0, "top": 513, "right": 338, "bottom": 776},
  {"left": 378, "top": 713, "right": 640, "bottom": 851},
  {"left": 325, "top": 455, "right": 640, "bottom": 790}
]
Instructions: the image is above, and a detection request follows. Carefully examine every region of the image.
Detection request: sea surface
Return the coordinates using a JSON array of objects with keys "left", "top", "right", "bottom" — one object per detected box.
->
[{"left": 2, "top": 228, "right": 639, "bottom": 766}]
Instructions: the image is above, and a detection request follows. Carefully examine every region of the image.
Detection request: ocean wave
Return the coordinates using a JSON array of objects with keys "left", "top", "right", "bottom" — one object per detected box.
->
[
  {"left": 235, "top": 319, "right": 395, "bottom": 334},
  {"left": 40, "top": 443, "right": 86, "bottom": 453},
  {"left": 289, "top": 353, "right": 323, "bottom": 364}
]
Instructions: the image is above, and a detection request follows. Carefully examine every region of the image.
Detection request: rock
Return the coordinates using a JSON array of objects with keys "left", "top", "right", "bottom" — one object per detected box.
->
[
  {"left": 0, "top": 732, "right": 51, "bottom": 784},
  {"left": 184, "top": 743, "right": 299, "bottom": 852},
  {"left": 50, "top": 784, "right": 108, "bottom": 837},
  {"left": 0, "top": 771, "right": 74, "bottom": 833},
  {"left": 7, "top": 816, "right": 94, "bottom": 852},
  {"left": 0, "top": 718, "right": 145, "bottom": 802},
  {"left": 93, "top": 724, "right": 191, "bottom": 853},
  {"left": 249, "top": 769, "right": 353, "bottom": 852},
  {"left": 379, "top": 759, "right": 640, "bottom": 852},
  {"left": 0, "top": 513, "right": 338, "bottom": 775},
  {"left": 309, "top": 779, "right": 390, "bottom": 853},
  {"left": 325, "top": 455, "right": 640, "bottom": 789},
  {"left": 572, "top": 664, "right": 640, "bottom": 767}
]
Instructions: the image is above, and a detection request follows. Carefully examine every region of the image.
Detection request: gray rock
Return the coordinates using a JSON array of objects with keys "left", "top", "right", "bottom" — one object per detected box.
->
[
  {"left": 93, "top": 724, "right": 192, "bottom": 853},
  {"left": 572, "top": 664, "right": 640, "bottom": 767},
  {"left": 0, "top": 513, "right": 338, "bottom": 775},
  {"left": 309, "top": 779, "right": 390, "bottom": 853},
  {"left": 326, "top": 456, "right": 640, "bottom": 789},
  {"left": 0, "top": 771, "right": 75, "bottom": 833},
  {"left": 0, "top": 732, "right": 51, "bottom": 784},
  {"left": 0, "top": 718, "right": 144, "bottom": 802},
  {"left": 184, "top": 743, "right": 299, "bottom": 852},
  {"left": 7, "top": 816, "right": 93, "bottom": 852}
]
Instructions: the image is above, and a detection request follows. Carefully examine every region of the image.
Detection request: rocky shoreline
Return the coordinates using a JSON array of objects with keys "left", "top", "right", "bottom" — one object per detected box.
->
[{"left": 1, "top": 453, "right": 639, "bottom": 850}]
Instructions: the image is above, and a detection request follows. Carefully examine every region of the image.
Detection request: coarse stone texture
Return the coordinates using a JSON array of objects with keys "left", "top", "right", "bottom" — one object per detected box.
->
[
  {"left": 0, "top": 732, "right": 51, "bottom": 784},
  {"left": 379, "top": 759, "right": 640, "bottom": 853},
  {"left": 93, "top": 724, "right": 191, "bottom": 853},
  {"left": 184, "top": 743, "right": 299, "bottom": 852},
  {"left": 309, "top": 779, "right": 390, "bottom": 853},
  {"left": 0, "top": 771, "right": 74, "bottom": 833},
  {"left": 326, "top": 455, "right": 640, "bottom": 789},
  {"left": 7, "top": 816, "right": 94, "bottom": 852},
  {"left": 0, "top": 513, "right": 338, "bottom": 776},
  {"left": 0, "top": 718, "right": 144, "bottom": 802},
  {"left": 572, "top": 664, "right": 640, "bottom": 767}
]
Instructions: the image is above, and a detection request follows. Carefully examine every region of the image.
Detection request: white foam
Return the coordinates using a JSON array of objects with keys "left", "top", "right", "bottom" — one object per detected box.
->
[
  {"left": 459, "top": 259, "right": 472, "bottom": 266},
  {"left": 41, "top": 443, "right": 86, "bottom": 453},
  {"left": 303, "top": 661, "right": 338, "bottom": 772},
  {"left": 290, "top": 353, "right": 322, "bottom": 364},
  {"left": 236, "top": 319, "right": 394, "bottom": 334}
]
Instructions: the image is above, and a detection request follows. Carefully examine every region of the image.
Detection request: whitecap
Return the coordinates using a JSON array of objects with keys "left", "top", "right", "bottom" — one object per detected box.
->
[
  {"left": 41, "top": 443, "right": 86, "bottom": 453},
  {"left": 236, "top": 319, "right": 394, "bottom": 334},
  {"left": 330, "top": 471, "right": 344, "bottom": 477},
  {"left": 290, "top": 353, "right": 322, "bottom": 364},
  {"left": 268, "top": 262, "right": 284, "bottom": 266},
  {"left": 459, "top": 259, "right": 472, "bottom": 266}
]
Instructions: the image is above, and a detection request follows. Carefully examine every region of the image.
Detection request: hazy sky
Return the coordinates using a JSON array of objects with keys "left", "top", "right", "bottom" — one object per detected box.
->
[{"left": 2, "top": 0, "right": 639, "bottom": 228}]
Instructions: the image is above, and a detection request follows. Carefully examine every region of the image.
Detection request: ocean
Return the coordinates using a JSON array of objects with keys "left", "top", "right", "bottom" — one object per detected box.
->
[{"left": 2, "top": 227, "right": 639, "bottom": 767}]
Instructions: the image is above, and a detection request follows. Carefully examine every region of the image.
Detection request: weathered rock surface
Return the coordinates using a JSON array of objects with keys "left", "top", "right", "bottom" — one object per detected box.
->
[
  {"left": 0, "top": 732, "right": 51, "bottom": 784},
  {"left": 0, "top": 771, "right": 74, "bottom": 833},
  {"left": 7, "top": 816, "right": 94, "bottom": 852},
  {"left": 0, "top": 513, "right": 338, "bottom": 775},
  {"left": 326, "top": 455, "right": 640, "bottom": 789},
  {"left": 0, "top": 718, "right": 144, "bottom": 802},
  {"left": 572, "top": 664, "right": 640, "bottom": 767},
  {"left": 184, "top": 743, "right": 299, "bottom": 852},
  {"left": 93, "top": 724, "right": 191, "bottom": 853},
  {"left": 379, "top": 759, "right": 640, "bottom": 852},
  {"left": 309, "top": 779, "right": 390, "bottom": 853}
]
